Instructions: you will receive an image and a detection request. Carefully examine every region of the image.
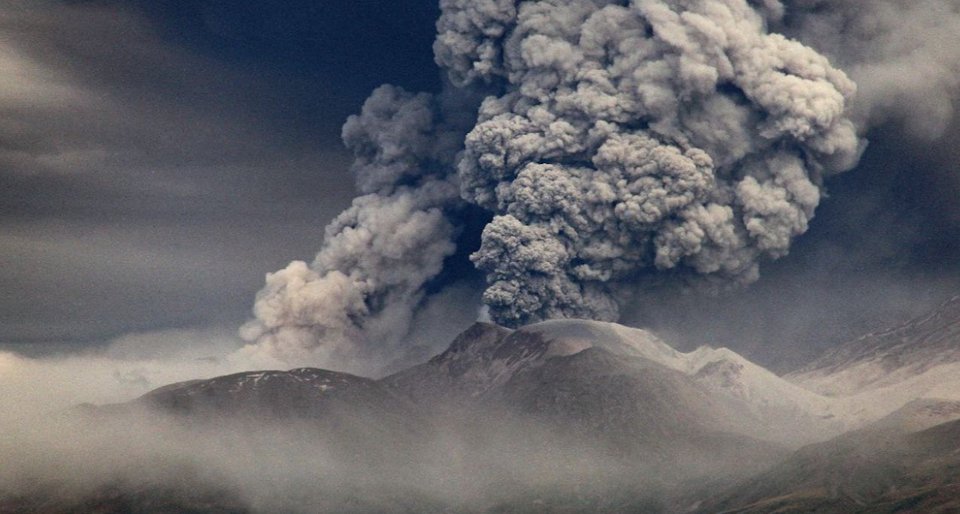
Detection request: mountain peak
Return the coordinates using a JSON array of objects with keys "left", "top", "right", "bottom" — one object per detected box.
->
[
  {"left": 136, "top": 367, "right": 396, "bottom": 419},
  {"left": 432, "top": 321, "right": 512, "bottom": 360}
]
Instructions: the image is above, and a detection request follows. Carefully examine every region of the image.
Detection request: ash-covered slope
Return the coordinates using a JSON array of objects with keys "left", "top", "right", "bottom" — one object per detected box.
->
[
  {"left": 28, "top": 315, "right": 960, "bottom": 514},
  {"left": 382, "top": 322, "right": 520, "bottom": 401},
  {"left": 132, "top": 367, "right": 427, "bottom": 444},
  {"left": 788, "top": 295, "right": 960, "bottom": 397},
  {"left": 16, "top": 319, "right": 822, "bottom": 514},
  {"left": 388, "top": 319, "right": 844, "bottom": 445},
  {"left": 696, "top": 414, "right": 960, "bottom": 514},
  {"left": 863, "top": 398, "right": 960, "bottom": 434}
]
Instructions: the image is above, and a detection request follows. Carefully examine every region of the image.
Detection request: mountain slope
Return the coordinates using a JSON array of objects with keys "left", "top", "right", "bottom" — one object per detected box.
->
[
  {"left": 15, "top": 313, "right": 960, "bottom": 514},
  {"left": 495, "top": 347, "right": 788, "bottom": 483},
  {"left": 860, "top": 398, "right": 960, "bottom": 434},
  {"left": 696, "top": 417, "right": 960, "bottom": 514},
  {"left": 690, "top": 297, "right": 960, "bottom": 513},
  {"left": 788, "top": 295, "right": 960, "bottom": 397},
  {"left": 385, "top": 324, "right": 797, "bottom": 508},
  {"left": 139, "top": 367, "right": 404, "bottom": 419},
  {"left": 389, "top": 319, "right": 845, "bottom": 444}
]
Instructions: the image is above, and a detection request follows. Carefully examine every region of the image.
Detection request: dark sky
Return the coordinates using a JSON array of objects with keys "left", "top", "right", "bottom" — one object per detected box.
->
[
  {"left": 0, "top": 0, "right": 441, "bottom": 346},
  {"left": 3, "top": 0, "right": 960, "bottom": 370}
]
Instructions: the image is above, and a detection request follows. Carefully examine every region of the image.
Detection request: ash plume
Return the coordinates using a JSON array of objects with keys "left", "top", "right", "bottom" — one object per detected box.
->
[
  {"left": 455, "top": 0, "right": 861, "bottom": 325},
  {"left": 774, "top": 0, "right": 960, "bottom": 140},
  {"left": 242, "top": 0, "right": 960, "bottom": 368},
  {"left": 239, "top": 86, "right": 478, "bottom": 367}
]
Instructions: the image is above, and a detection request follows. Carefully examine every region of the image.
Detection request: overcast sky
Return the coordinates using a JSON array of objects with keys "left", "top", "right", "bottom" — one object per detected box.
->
[
  {"left": 3, "top": 0, "right": 960, "bottom": 370},
  {"left": 0, "top": 0, "right": 441, "bottom": 348}
]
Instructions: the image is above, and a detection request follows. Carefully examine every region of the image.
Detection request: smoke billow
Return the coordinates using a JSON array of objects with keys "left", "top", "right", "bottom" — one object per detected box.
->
[
  {"left": 775, "top": 0, "right": 960, "bottom": 140},
  {"left": 459, "top": 2, "right": 863, "bottom": 324},
  {"left": 242, "top": 0, "right": 960, "bottom": 369},
  {"left": 238, "top": 85, "right": 482, "bottom": 368}
]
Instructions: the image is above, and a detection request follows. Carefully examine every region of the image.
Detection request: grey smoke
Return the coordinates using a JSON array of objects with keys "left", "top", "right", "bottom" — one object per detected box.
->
[
  {"left": 459, "top": 0, "right": 861, "bottom": 325},
  {"left": 239, "top": 86, "right": 476, "bottom": 367},
  {"left": 774, "top": 0, "right": 960, "bottom": 140},
  {"left": 242, "top": 0, "right": 960, "bottom": 368}
]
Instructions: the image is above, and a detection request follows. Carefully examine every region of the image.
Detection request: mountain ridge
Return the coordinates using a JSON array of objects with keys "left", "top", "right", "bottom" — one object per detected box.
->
[
  {"left": 10, "top": 303, "right": 960, "bottom": 513},
  {"left": 787, "top": 295, "right": 960, "bottom": 397}
]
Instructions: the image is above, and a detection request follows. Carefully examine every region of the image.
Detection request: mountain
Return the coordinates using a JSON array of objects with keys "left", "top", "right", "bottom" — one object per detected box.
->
[
  {"left": 383, "top": 322, "right": 520, "bottom": 401},
  {"left": 7, "top": 320, "right": 816, "bottom": 513},
  {"left": 138, "top": 367, "right": 415, "bottom": 421},
  {"left": 865, "top": 398, "right": 960, "bottom": 434},
  {"left": 389, "top": 319, "right": 845, "bottom": 444},
  {"left": 695, "top": 413, "right": 960, "bottom": 513},
  {"left": 692, "top": 293, "right": 960, "bottom": 514},
  {"left": 787, "top": 295, "right": 960, "bottom": 397},
  {"left": 10, "top": 309, "right": 960, "bottom": 513},
  {"left": 383, "top": 320, "right": 811, "bottom": 509}
]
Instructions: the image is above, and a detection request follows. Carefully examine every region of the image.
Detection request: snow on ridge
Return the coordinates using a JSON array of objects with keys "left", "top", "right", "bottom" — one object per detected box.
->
[
  {"left": 523, "top": 319, "right": 838, "bottom": 420},
  {"left": 144, "top": 368, "right": 356, "bottom": 399},
  {"left": 523, "top": 319, "right": 684, "bottom": 367},
  {"left": 526, "top": 319, "right": 784, "bottom": 381},
  {"left": 509, "top": 320, "right": 863, "bottom": 443},
  {"left": 824, "top": 361, "right": 960, "bottom": 424}
]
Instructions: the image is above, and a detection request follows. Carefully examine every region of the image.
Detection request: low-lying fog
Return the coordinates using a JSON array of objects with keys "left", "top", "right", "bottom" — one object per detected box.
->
[{"left": 0, "top": 327, "right": 773, "bottom": 513}]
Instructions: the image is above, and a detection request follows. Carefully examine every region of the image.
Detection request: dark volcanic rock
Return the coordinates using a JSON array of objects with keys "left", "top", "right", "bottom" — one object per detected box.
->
[
  {"left": 139, "top": 367, "right": 405, "bottom": 419},
  {"left": 384, "top": 321, "right": 544, "bottom": 402}
]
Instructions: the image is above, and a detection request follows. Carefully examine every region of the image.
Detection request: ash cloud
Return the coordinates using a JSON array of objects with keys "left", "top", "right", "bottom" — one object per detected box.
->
[
  {"left": 0, "top": 328, "right": 248, "bottom": 420},
  {"left": 774, "top": 0, "right": 960, "bottom": 140},
  {"left": 239, "top": 85, "right": 484, "bottom": 370},
  {"left": 455, "top": 0, "right": 863, "bottom": 325},
  {"left": 244, "top": 0, "right": 960, "bottom": 369}
]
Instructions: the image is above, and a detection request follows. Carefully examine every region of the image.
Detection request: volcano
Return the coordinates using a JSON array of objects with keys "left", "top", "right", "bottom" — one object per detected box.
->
[{"left": 7, "top": 308, "right": 960, "bottom": 513}]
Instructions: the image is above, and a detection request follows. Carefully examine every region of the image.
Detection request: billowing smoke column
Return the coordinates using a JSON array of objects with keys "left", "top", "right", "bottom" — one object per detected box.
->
[
  {"left": 774, "top": 0, "right": 960, "bottom": 140},
  {"left": 238, "top": 86, "right": 477, "bottom": 366},
  {"left": 242, "top": 0, "right": 870, "bottom": 367},
  {"left": 452, "top": 0, "right": 863, "bottom": 325}
]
